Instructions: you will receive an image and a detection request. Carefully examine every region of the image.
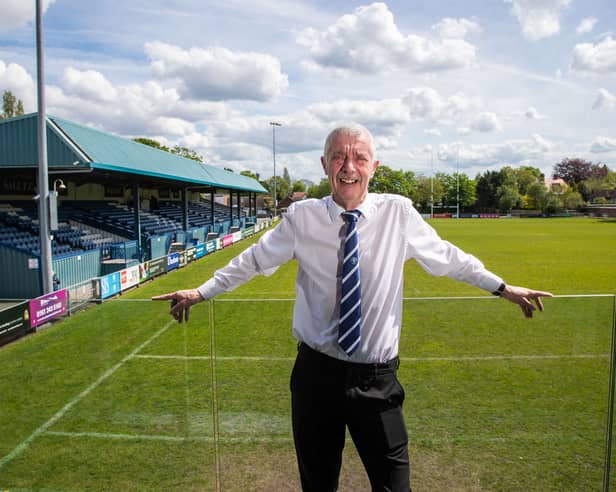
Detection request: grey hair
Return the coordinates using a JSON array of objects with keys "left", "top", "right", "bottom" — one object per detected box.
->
[{"left": 323, "top": 123, "right": 376, "bottom": 161}]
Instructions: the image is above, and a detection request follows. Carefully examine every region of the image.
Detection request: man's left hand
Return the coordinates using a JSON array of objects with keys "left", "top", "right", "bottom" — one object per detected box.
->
[{"left": 500, "top": 285, "right": 553, "bottom": 318}]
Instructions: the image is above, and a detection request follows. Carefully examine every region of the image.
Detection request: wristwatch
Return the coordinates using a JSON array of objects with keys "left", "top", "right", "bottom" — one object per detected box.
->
[{"left": 492, "top": 282, "right": 506, "bottom": 296}]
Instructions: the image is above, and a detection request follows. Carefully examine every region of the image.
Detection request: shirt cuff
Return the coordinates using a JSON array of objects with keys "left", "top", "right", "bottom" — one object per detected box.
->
[
  {"left": 197, "top": 278, "right": 225, "bottom": 301},
  {"left": 475, "top": 271, "right": 505, "bottom": 295}
]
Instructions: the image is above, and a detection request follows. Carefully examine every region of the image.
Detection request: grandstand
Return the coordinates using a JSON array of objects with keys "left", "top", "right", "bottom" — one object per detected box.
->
[{"left": 0, "top": 113, "right": 267, "bottom": 298}]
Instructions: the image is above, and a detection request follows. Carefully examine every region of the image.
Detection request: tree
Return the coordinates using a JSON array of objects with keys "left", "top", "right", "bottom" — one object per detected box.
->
[
  {"left": 496, "top": 167, "right": 520, "bottom": 212},
  {"left": 541, "top": 193, "right": 562, "bottom": 214},
  {"left": 292, "top": 180, "right": 306, "bottom": 192},
  {"left": 439, "top": 172, "right": 476, "bottom": 210},
  {"left": 1, "top": 90, "right": 25, "bottom": 119},
  {"left": 415, "top": 175, "right": 444, "bottom": 210},
  {"left": 240, "top": 170, "right": 260, "bottom": 181},
  {"left": 264, "top": 175, "right": 290, "bottom": 203},
  {"left": 475, "top": 170, "right": 503, "bottom": 211},
  {"left": 172, "top": 145, "right": 204, "bottom": 162},
  {"left": 515, "top": 166, "right": 542, "bottom": 195},
  {"left": 561, "top": 191, "right": 584, "bottom": 210},
  {"left": 525, "top": 182, "right": 547, "bottom": 210},
  {"left": 133, "top": 137, "right": 170, "bottom": 152},
  {"left": 307, "top": 178, "right": 331, "bottom": 198},
  {"left": 368, "top": 165, "right": 416, "bottom": 198},
  {"left": 497, "top": 184, "right": 520, "bottom": 213},
  {"left": 133, "top": 137, "right": 204, "bottom": 162},
  {"left": 552, "top": 158, "right": 606, "bottom": 186}
]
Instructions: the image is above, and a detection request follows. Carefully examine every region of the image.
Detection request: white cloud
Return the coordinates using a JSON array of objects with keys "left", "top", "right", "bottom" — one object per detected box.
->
[
  {"left": 470, "top": 112, "right": 503, "bottom": 132},
  {"left": 62, "top": 67, "right": 118, "bottom": 102},
  {"left": 431, "top": 17, "right": 482, "bottom": 39},
  {"left": 576, "top": 17, "right": 598, "bottom": 35},
  {"left": 593, "top": 88, "right": 616, "bottom": 110},
  {"left": 424, "top": 128, "right": 442, "bottom": 137},
  {"left": 525, "top": 106, "right": 546, "bottom": 119},
  {"left": 0, "top": 0, "right": 55, "bottom": 29},
  {"left": 506, "top": 0, "right": 571, "bottom": 41},
  {"left": 0, "top": 60, "right": 36, "bottom": 110},
  {"left": 145, "top": 41, "right": 289, "bottom": 102},
  {"left": 571, "top": 36, "right": 616, "bottom": 74},
  {"left": 39, "top": 65, "right": 232, "bottom": 138},
  {"left": 307, "top": 98, "right": 408, "bottom": 124},
  {"left": 590, "top": 136, "right": 616, "bottom": 153},
  {"left": 436, "top": 133, "right": 554, "bottom": 167},
  {"left": 150, "top": 117, "right": 195, "bottom": 136},
  {"left": 402, "top": 87, "right": 482, "bottom": 123},
  {"left": 297, "top": 3, "right": 477, "bottom": 74}
]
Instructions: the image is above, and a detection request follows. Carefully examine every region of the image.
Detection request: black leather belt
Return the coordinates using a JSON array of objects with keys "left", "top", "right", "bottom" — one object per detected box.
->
[{"left": 297, "top": 342, "right": 399, "bottom": 375}]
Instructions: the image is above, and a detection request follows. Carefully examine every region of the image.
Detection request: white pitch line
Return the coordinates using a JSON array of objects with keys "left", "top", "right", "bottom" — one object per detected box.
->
[
  {"left": 45, "top": 429, "right": 586, "bottom": 446},
  {"left": 44, "top": 430, "right": 294, "bottom": 444},
  {"left": 134, "top": 354, "right": 296, "bottom": 362},
  {"left": 0, "top": 321, "right": 174, "bottom": 471},
  {"left": 400, "top": 353, "right": 609, "bottom": 362},
  {"left": 133, "top": 353, "right": 608, "bottom": 363}
]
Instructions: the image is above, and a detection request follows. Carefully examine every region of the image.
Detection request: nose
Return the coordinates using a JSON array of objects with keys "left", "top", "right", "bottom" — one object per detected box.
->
[{"left": 341, "top": 155, "right": 357, "bottom": 173}]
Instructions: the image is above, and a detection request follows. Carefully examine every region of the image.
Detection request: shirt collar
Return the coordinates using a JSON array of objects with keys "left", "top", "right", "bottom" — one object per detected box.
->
[{"left": 326, "top": 193, "right": 377, "bottom": 223}]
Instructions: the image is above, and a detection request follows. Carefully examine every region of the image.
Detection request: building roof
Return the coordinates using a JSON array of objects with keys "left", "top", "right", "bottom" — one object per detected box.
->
[{"left": 0, "top": 113, "right": 266, "bottom": 193}]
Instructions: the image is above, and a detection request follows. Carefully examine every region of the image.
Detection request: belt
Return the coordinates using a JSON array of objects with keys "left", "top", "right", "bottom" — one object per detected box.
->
[{"left": 297, "top": 342, "right": 399, "bottom": 376}]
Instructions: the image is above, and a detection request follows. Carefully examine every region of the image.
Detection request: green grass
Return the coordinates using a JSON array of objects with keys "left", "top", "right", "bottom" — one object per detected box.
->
[{"left": 0, "top": 218, "right": 615, "bottom": 491}]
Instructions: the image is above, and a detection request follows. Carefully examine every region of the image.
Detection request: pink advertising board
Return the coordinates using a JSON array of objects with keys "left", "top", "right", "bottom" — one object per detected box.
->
[{"left": 29, "top": 289, "right": 67, "bottom": 329}]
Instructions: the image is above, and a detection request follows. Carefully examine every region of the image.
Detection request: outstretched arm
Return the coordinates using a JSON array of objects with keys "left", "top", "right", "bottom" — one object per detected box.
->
[
  {"left": 500, "top": 285, "right": 553, "bottom": 318},
  {"left": 152, "top": 289, "right": 203, "bottom": 323}
]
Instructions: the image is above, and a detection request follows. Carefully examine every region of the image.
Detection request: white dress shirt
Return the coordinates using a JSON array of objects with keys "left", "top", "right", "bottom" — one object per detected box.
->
[{"left": 198, "top": 193, "right": 504, "bottom": 363}]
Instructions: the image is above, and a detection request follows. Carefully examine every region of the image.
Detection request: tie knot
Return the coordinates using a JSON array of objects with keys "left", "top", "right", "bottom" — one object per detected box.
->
[{"left": 341, "top": 210, "right": 361, "bottom": 224}]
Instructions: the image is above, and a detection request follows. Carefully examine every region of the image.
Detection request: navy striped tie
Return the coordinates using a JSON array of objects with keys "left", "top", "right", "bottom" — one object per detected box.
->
[{"left": 338, "top": 210, "right": 362, "bottom": 356}]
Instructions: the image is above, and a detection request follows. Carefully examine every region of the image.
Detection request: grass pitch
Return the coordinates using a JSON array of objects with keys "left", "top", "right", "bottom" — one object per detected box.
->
[{"left": 0, "top": 217, "right": 615, "bottom": 491}]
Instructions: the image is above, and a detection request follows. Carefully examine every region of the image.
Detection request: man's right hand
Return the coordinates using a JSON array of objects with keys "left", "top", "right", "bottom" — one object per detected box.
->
[{"left": 152, "top": 289, "right": 204, "bottom": 323}]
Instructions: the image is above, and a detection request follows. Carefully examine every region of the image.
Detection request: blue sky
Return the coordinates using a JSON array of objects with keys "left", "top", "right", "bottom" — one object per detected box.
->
[{"left": 1, "top": 0, "right": 615, "bottom": 184}]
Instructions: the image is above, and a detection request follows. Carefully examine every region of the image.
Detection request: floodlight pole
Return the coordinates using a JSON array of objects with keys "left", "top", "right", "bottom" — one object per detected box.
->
[
  {"left": 36, "top": 0, "right": 53, "bottom": 294},
  {"left": 270, "top": 122, "right": 281, "bottom": 216},
  {"left": 430, "top": 149, "right": 434, "bottom": 219},
  {"left": 456, "top": 146, "right": 460, "bottom": 219}
]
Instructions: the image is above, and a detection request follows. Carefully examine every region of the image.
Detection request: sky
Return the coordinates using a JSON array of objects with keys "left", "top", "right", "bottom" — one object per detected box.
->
[{"left": 0, "top": 0, "right": 615, "bottom": 185}]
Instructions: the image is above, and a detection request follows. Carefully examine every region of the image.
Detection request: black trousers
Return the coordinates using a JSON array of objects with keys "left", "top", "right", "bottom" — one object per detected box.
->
[{"left": 290, "top": 343, "right": 410, "bottom": 492}]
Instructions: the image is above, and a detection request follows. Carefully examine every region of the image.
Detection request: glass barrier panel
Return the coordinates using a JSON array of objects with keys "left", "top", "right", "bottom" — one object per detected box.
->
[
  {"left": 0, "top": 299, "right": 217, "bottom": 491},
  {"left": 400, "top": 295, "right": 613, "bottom": 492},
  {"left": 212, "top": 299, "right": 299, "bottom": 489}
]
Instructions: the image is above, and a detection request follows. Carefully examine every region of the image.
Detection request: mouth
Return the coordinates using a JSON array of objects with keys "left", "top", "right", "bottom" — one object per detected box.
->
[{"left": 338, "top": 176, "right": 358, "bottom": 184}]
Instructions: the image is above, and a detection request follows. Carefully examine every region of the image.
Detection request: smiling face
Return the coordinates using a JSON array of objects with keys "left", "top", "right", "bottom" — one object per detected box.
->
[{"left": 321, "top": 130, "right": 379, "bottom": 211}]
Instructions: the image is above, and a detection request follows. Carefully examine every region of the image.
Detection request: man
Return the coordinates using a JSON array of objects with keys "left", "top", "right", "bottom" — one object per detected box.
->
[{"left": 153, "top": 123, "right": 552, "bottom": 491}]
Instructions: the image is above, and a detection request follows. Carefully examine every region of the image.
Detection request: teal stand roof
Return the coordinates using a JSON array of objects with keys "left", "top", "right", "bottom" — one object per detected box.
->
[{"left": 0, "top": 113, "right": 266, "bottom": 193}]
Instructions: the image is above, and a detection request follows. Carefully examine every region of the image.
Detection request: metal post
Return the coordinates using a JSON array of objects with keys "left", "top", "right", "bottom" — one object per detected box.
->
[
  {"left": 456, "top": 147, "right": 460, "bottom": 219},
  {"left": 603, "top": 295, "right": 616, "bottom": 492},
  {"left": 210, "top": 189, "right": 215, "bottom": 229},
  {"left": 35, "top": 0, "right": 53, "bottom": 294},
  {"left": 430, "top": 150, "right": 434, "bottom": 219},
  {"left": 270, "top": 122, "right": 281, "bottom": 216},
  {"left": 237, "top": 190, "right": 241, "bottom": 221},
  {"left": 132, "top": 181, "right": 141, "bottom": 258},
  {"left": 182, "top": 188, "right": 189, "bottom": 231}
]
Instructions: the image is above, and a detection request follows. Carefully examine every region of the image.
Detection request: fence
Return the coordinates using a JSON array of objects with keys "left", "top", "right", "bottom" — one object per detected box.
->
[{"left": 1, "top": 294, "right": 615, "bottom": 491}]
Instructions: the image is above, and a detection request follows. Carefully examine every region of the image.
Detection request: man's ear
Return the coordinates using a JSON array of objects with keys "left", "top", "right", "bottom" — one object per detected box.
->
[
  {"left": 321, "top": 156, "right": 328, "bottom": 175},
  {"left": 370, "top": 160, "right": 380, "bottom": 178}
]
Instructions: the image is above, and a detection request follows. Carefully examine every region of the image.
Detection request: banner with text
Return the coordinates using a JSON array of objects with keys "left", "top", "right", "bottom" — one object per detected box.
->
[
  {"left": 0, "top": 301, "right": 30, "bottom": 346},
  {"left": 167, "top": 252, "right": 180, "bottom": 271},
  {"left": 101, "top": 271, "right": 121, "bottom": 299},
  {"left": 29, "top": 289, "right": 68, "bottom": 329},
  {"left": 120, "top": 265, "right": 140, "bottom": 291}
]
